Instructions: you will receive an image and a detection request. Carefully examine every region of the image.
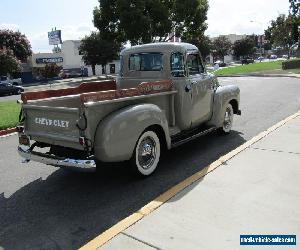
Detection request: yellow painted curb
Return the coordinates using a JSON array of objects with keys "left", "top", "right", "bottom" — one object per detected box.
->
[{"left": 80, "top": 110, "right": 300, "bottom": 250}]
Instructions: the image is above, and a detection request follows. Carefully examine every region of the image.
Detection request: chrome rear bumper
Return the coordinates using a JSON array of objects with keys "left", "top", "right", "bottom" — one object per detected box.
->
[{"left": 18, "top": 145, "right": 96, "bottom": 172}]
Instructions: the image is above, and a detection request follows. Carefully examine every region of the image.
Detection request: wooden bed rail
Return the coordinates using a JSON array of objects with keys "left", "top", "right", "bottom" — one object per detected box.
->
[
  {"left": 21, "top": 80, "right": 117, "bottom": 104},
  {"left": 80, "top": 80, "right": 173, "bottom": 103}
]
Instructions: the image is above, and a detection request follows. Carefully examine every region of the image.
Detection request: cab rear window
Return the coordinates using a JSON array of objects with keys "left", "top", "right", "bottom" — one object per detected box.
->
[{"left": 129, "top": 53, "right": 162, "bottom": 71}]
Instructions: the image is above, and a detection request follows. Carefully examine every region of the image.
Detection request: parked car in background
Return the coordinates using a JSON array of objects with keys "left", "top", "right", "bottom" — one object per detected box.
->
[
  {"left": 241, "top": 57, "right": 254, "bottom": 65},
  {"left": 269, "top": 55, "right": 278, "bottom": 59},
  {"left": 214, "top": 60, "right": 227, "bottom": 67},
  {"left": 257, "top": 56, "right": 265, "bottom": 62},
  {"left": 0, "top": 83, "right": 24, "bottom": 96},
  {"left": 0, "top": 76, "right": 22, "bottom": 86},
  {"left": 59, "top": 68, "right": 88, "bottom": 79},
  {"left": 282, "top": 55, "right": 289, "bottom": 59}
]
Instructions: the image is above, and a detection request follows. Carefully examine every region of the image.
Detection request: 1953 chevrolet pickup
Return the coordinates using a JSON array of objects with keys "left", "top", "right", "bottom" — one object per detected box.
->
[{"left": 17, "top": 42, "right": 241, "bottom": 176}]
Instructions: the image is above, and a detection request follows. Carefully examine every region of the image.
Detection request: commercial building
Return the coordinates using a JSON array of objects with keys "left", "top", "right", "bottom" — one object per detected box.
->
[
  {"left": 21, "top": 40, "right": 120, "bottom": 83},
  {"left": 211, "top": 34, "right": 247, "bottom": 44},
  {"left": 61, "top": 40, "right": 120, "bottom": 76},
  {"left": 31, "top": 52, "right": 64, "bottom": 68},
  {"left": 209, "top": 34, "right": 248, "bottom": 64}
]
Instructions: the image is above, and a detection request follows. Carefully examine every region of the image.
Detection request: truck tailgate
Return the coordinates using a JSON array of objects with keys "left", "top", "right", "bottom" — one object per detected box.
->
[{"left": 23, "top": 104, "right": 82, "bottom": 149}]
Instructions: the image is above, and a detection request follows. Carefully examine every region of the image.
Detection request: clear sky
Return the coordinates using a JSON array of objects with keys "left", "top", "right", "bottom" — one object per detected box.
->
[{"left": 0, "top": 0, "right": 289, "bottom": 53}]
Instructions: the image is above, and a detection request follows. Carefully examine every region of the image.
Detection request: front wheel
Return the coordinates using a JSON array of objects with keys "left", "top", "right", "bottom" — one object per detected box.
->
[
  {"left": 130, "top": 130, "right": 161, "bottom": 176},
  {"left": 220, "top": 103, "right": 234, "bottom": 134}
]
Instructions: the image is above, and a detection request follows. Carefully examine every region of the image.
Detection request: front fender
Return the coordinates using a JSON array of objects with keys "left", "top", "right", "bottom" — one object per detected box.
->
[
  {"left": 94, "top": 104, "right": 170, "bottom": 162},
  {"left": 209, "top": 85, "right": 240, "bottom": 127}
]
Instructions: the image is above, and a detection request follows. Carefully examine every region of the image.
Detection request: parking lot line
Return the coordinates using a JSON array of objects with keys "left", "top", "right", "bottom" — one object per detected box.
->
[{"left": 80, "top": 110, "right": 300, "bottom": 250}]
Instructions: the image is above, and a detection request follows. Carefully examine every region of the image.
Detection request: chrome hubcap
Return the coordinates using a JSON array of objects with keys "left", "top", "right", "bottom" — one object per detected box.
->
[{"left": 138, "top": 137, "right": 156, "bottom": 169}]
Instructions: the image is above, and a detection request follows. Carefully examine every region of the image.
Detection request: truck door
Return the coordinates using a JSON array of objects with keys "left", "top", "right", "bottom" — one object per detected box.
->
[{"left": 187, "top": 53, "right": 214, "bottom": 127}]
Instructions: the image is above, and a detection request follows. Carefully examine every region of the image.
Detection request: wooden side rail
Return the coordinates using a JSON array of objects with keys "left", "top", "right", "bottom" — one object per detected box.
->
[
  {"left": 80, "top": 80, "right": 173, "bottom": 103},
  {"left": 21, "top": 80, "right": 117, "bottom": 104}
]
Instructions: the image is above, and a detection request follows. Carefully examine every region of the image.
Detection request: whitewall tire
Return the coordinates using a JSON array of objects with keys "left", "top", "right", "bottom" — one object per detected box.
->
[
  {"left": 131, "top": 130, "right": 161, "bottom": 176},
  {"left": 221, "top": 103, "right": 234, "bottom": 134}
]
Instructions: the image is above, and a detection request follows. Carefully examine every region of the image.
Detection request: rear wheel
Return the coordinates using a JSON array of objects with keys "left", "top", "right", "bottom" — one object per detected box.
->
[{"left": 130, "top": 130, "right": 161, "bottom": 176}]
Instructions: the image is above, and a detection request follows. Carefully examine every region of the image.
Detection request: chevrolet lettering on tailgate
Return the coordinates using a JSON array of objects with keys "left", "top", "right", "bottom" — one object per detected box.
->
[{"left": 35, "top": 117, "right": 70, "bottom": 128}]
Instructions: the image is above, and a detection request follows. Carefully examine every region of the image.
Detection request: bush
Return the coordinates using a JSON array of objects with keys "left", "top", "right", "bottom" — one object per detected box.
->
[
  {"left": 0, "top": 49, "right": 21, "bottom": 75},
  {"left": 282, "top": 59, "right": 300, "bottom": 70},
  {"left": 40, "top": 63, "right": 62, "bottom": 79}
]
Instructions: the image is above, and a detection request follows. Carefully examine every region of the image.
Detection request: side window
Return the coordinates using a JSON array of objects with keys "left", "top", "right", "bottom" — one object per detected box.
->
[
  {"left": 170, "top": 52, "right": 185, "bottom": 77},
  {"left": 187, "top": 54, "right": 204, "bottom": 75},
  {"left": 119, "top": 55, "right": 124, "bottom": 76},
  {"left": 129, "top": 54, "right": 141, "bottom": 71},
  {"left": 129, "top": 53, "right": 162, "bottom": 71}
]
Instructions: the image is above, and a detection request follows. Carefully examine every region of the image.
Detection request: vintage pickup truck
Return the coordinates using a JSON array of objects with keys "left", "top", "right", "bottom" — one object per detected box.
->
[{"left": 17, "top": 42, "right": 241, "bottom": 176}]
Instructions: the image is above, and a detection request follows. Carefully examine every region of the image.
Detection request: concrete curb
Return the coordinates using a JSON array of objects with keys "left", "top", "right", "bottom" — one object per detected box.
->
[
  {"left": 218, "top": 74, "right": 300, "bottom": 78},
  {"left": 0, "top": 127, "right": 17, "bottom": 137}
]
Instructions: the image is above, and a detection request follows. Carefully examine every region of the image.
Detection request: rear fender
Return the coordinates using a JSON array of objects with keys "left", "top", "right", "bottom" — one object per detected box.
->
[{"left": 94, "top": 104, "right": 170, "bottom": 162}]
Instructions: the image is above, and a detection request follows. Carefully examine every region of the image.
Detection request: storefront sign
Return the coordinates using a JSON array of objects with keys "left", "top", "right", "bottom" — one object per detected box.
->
[
  {"left": 48, "top": 30, "right": 62, "bottom": 45},
  {"left": 36, "top": 57, "right": 63, "bottom": 64}
]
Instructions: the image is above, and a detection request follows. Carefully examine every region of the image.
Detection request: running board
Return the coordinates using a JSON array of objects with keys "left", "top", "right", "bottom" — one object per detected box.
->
[{"left": 171, "top": 127, "right": 217, "bottom": 148}]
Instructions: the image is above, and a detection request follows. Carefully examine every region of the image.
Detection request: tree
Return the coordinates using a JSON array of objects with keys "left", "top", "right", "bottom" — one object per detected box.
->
[
  {"left": 0, "top": 29, "right": 32, "bottom": 62},
  {"left": 265, "top": 14, "right": 299, "bottom": 58},
  {"left": 35, "top": 63, "right": 62, "bottom": 80},
  {"left": 93, "top": 0, "right": 124, "bottom": 43},
  {"left": 0, "top": 49, "right": 21, "bottom": 76},
  {"left": 79, "top": 32, "right": 120, "bottom": 75},
  {"left": 171, "top": 0, "right": 209, "bottom": 41},
  {"left": 93, "top": 0, "right": 209, "bottom": 45},
  {"left": 211, "top": 36, "right": 232, "bottom": 62},
  {"left": 289, "top": 0, "right": 300, "bottom": 16},
  {"left": 186, "top": 35, "right": 211, "bottom": 59},
  {"left": 232, "top": 36, "right": 256, "bottom": 59},
  {"left": 289, "top": 0, "right": 300, "bottom": 51}
]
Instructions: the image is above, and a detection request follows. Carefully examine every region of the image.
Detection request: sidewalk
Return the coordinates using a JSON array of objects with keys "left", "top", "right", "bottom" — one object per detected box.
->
[{"left": 99, "top": 114, "right": 300, "bottom": 250}]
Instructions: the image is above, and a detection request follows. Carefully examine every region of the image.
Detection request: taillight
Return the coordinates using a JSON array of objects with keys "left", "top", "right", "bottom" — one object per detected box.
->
[
  {"left": 19, "top": 134, "right": 30, "bottom": 146},
  {"left": 16, "top": 126, "right": 24, "bottom": 133},
  {"left": 79, "top": 137, "right": 87, "bottom": 146}
]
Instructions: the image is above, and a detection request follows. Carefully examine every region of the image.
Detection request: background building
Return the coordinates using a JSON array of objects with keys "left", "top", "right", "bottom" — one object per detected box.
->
[
  {"left": 61, "top": 40, "right": 120, "bottom": 76},
  {"left": 21, "top": 40, "right": 120, "bottom": 83}
]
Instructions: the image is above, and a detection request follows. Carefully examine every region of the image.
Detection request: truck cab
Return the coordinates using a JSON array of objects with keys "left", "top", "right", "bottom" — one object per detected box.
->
[{"left": 117, "top": 43, "right": 240, "bottom": 132}]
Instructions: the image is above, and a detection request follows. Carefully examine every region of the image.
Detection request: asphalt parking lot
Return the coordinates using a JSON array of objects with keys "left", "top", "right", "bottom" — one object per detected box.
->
[{"left": 0, "top": 76, "right": 300, "bottom": 249}]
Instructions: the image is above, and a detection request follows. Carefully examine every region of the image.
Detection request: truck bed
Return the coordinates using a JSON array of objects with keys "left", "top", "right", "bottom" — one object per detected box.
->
[{"left": 21, "top": 80, "right": 176, "bottom": 151}]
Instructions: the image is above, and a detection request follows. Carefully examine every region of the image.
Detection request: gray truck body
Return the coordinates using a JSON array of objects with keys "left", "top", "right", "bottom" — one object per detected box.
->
[{"left": 18, "top": 42, "right": 240, "bottom": 172}]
